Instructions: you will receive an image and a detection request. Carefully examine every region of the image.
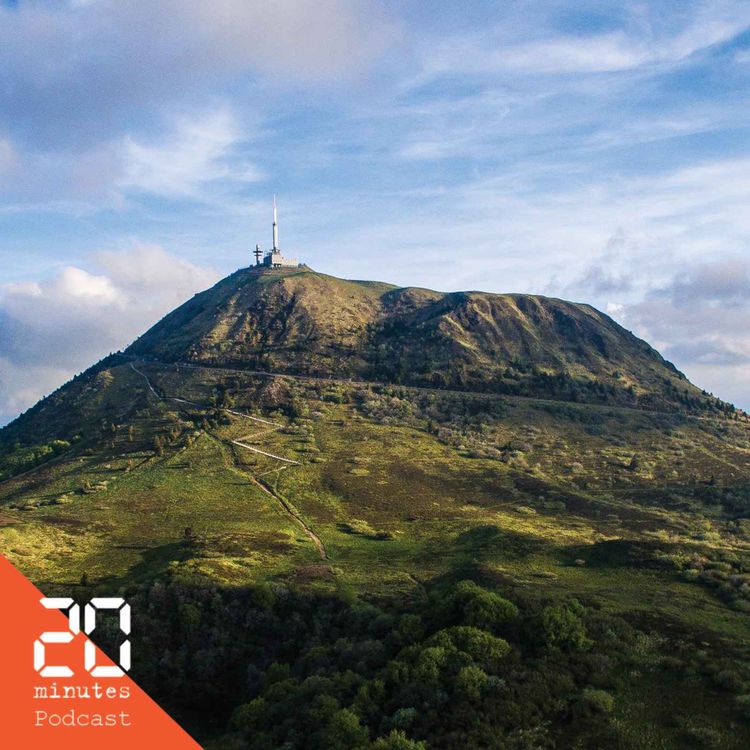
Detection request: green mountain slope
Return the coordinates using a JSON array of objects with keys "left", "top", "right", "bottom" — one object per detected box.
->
[{"left": 1, "top": 266, "right": 749, "bottom": 749}]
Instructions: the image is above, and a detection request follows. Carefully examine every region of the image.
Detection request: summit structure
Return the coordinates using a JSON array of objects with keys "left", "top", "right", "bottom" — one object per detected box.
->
[{"left": 253, "top": 196, "right": 299, "bottom": 269}]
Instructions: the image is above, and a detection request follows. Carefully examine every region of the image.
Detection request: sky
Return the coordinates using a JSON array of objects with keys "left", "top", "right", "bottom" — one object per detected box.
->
[{"left": 1, "top": 0, "right": 750, "bottom": 424}]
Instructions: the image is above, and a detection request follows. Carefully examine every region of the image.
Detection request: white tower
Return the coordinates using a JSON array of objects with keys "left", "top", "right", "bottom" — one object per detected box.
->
[
  {"left": 259, "top": 196, "right": 298, "bottom": 268},
  {"left": 272, "top": 194, "right": 279, "bottom": 250}
]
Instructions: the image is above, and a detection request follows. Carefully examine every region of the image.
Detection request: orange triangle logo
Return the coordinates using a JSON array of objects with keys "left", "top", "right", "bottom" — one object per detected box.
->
[{"left": 0, "top": 555, "right": 202, "bottom": 748}]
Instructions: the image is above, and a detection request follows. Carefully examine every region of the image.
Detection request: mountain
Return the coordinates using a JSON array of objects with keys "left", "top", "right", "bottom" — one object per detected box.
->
[
  {"left": 126, "top": 266, "right": 717, "bottom": 412},
  {"left": 1, "top": 266, "right": 749, "bottom": 749}
]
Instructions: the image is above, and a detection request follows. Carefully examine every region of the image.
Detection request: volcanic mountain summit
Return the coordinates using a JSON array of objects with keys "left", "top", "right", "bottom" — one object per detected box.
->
[
  {"left": 126, "top": 265, "right": 715, "bottom": 413},
  {"left": 0, "top": 265, "right": 733, "bottom": 458}
]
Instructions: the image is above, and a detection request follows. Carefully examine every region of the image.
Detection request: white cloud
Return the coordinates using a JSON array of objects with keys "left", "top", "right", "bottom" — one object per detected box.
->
[
  {"left": 167, "top": 0, "right": 397, "bottom": 80},
  {"left": 0, "top": 109, "right": 260, "bottom": 206},
  {"left": 0, "top": 357, "right": 72, "bottom": 429},
  {"left": 592, "top": 258, "right": 750, "bottom": 409},
  {"left": 119, "top": 110, "right": 259, "bottom": 197},
  {"left": 52, "top": 267, "right": 121, "bottom": 303},
  {"left": 494, "top": 18, "right": 743, "bottom": 75},
  {"left": 332, "top": 155, "right": 750, "bottom": 295},
  {"left": 95, "top": 244, "right": 219, "bottom": 300},
  {"left": 413, "top": 3, "right": 747, "bottom": 78},
  {"left": 0, "top": 245, "right": 220, "bottom": 424},
  {"left": 0, "top": 0, "right": 397, "bottom": 148},
  {"left": 498, "top": 33, "right": 651, "bottom": 74}
]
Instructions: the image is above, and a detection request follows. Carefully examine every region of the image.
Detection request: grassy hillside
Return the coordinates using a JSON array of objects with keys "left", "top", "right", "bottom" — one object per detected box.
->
[
  {"left": 1, "top": 358, "right": 749, "bottom": 747},
  {"left": 1, "top": 268, "right": 749, "bottom": 748}
]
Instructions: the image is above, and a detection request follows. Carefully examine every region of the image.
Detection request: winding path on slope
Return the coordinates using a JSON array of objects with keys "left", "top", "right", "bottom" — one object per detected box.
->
[{"left": 128, "top": 362, "right": 327, "bottom": 560}]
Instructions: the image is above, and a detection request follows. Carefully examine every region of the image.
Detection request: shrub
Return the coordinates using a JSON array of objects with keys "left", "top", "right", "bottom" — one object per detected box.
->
[
  {"left": 581, "top": 687, "right": 614, "bottom": 714},
  {"left": 342, "top": 519, "right": 378, "bottom": 537},
  {"left": 711, "top": 668, "right": 744, "bottom": 692},
  {"left": 539, "top": 599, "right": 592, "bottom": 652},
  {"left": 681, "top": 726, "right": 724, "bottom": 748}
]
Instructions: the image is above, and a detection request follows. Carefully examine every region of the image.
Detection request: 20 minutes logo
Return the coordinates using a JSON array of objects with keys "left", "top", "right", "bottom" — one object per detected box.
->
[{"left": 34, "top": 597, "right": 131, "bottom": 678}]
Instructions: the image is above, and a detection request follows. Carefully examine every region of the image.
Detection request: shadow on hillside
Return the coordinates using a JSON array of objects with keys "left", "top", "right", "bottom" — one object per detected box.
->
[
  {"left": 560, "top": 538, "right": 676, "bottom": 569},
  {"left": 453, "top": 524, "right": 548, "bottom": 561},
  {"left": 94, "top": 541, "right": 188, "bottom": 587}
]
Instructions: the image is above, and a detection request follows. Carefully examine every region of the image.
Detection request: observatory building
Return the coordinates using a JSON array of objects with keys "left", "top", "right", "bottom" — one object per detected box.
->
[{"left": 253, "top": 197, "right": 299, "bottom": 269}]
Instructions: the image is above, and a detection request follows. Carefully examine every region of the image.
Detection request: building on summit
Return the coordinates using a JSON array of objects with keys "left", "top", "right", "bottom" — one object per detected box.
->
[{"left": 253, "top": 197, "right": 299, "bottom": 268}]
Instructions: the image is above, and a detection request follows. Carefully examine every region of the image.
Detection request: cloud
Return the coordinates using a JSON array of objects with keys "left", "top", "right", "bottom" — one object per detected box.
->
[
  {"left": 412, "top": 2, "right": 748, "bottom": 79},
  {"left": 119, "top": 110, "right": 260, "bottom": 198},
  {"left": 0, "top": 245, "right": 219, "bottom": 425},
  {"left": 663, "top": 259, "right": 750, "bottom": 307},
  {"left": 558, "top": 230, "right": 637, "bottom": 299},
  {"left": 0, "top": 109, "right": 260, "bottom": 207},
  {"left": 613, "top": 258, "right": 750, "bottom": 408},
  {"left": 492, "top": 18, "right": 744, "bottom": 75},
  {"left": 324, "top": 154, "right": 750, "bottom": 298},
  {"left": 0, "top": 0, "right": 396, "bottom": 149},
  {"left": 380, "top": 3, "right": 750, "bottom": 176},
  {"left": 0, "top": 357, "right": 71, "bottom": 429}
]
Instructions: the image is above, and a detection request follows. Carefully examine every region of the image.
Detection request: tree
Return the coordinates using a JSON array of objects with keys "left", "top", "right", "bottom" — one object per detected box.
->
[
  {"left": 392, "top": 614, "right": 424, "bottom": 648},
  {"left": 428, "top": 627, "right": 511, "bottom": 672},
  {"left": 389, "top": 707, "right": 417, "bottom": 730},
  {"left": 539, "top": 600, "right": 592, "bottom": 652},
  {"left": 230, "top": 697, "right": 267, "bottom": 734},
  {"left": 319, "top": 708, "right": 369, "bottom": 750},
  {"left": 372, "top": 730, "right": 427, "bottom": 750},
  {"left": 178, "top": 602, "right": 201, "bottom": 634},
  {"left": 251, "top": 583, "right": 276, "bottom": 611},
  {"left": 455, "top": 665, "right": 488, "bottom": 701},
  {"left": 450, "top": 580, "right": 519, "bottom": 633},
  {"left": 409, "top": 645, "right": 449, "bottom": 686}
]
